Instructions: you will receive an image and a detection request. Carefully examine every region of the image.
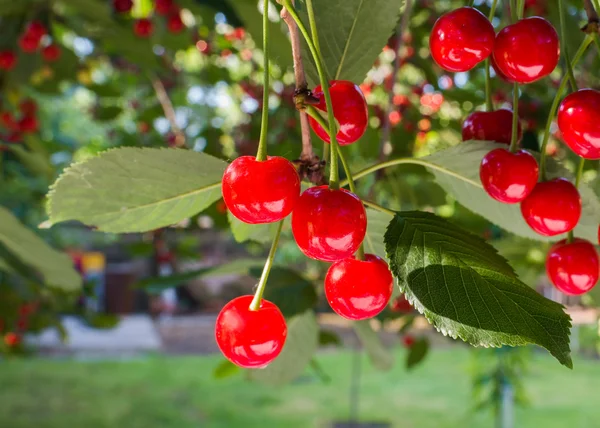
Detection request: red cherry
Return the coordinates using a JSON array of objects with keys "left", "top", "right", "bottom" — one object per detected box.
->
[
  {"left": 292, "top": 186, "right": 367, "bottom": 262},
  {"left": 215, "top": 295, "right": 287, "bottom": 368},
  {"left": 546, "top": 239, "right": 599, "bottom": 295},
  {"left": 19, "top": 34, "right": 41, "bottom": 53},
  {"left": 490, "top": 55, "right": 512, "bottom": 81},
  {"left": 391, "top": 295, "right": 413, "bottom": 313},
  {"left": 403, "top": 335, "right": 415, "bottom": 348},
  {"left": 4, "top": 332, "right": 20, "bottom": 347},
  {"left": 480, "top": 148, "right": 538, "bottom": 203},
  {"left": 155, "top": 0, "right": 174, "bottom": 15},
  {"left": 0, "top": 112, "right": 19, "bottom": 131},
  {"left": 5, "top": 132, "right": 22, "bottom": 143},
  {"left": 557, "top": 89, "right": 600, "bottom": 159},
  {"left": 19, "top": 115, "right": 38, "bottom": 134},
  {"left": 19, "top": 99, "right": 37, "bottom": 116},
  {"left": 0, "top": 50, "right": 17, "bottom": 70},
  {"left": 42, "top": 44, "right": 61, "bottom": 62},
  {"left": 138, "top": 121, "right": 150, "bottom": 133},
  {"left": 113, "top": 0, "right": 133, "bottom": 13},
  {"left": 308, "top": 80, "right": 368, "bottom": 146},
  {"left": 429, "top": 7, "right": 495, "bottom": 72},
  {"left": 25, "top": 21, "right": 46, "bottom": 39},
  {"left": 134, "top": 19, "right": 154, "bottom": 38},
  {"left": 462, "top": 109, "right": 522, "bottom": 145},
  {"left": 325, "top": 254, "right": 393, "bottom": 320},
  {"left": 521, "top": 178, "right": 581, "bottom": 236},
  {"left": 167, "top": 13, "right": 184, "bottom": 33},
  {"left": 222, "top": 156, "right": 300, "bottom": 224},
  {"left": 493, "top": 17, "right": 559, "bottom": 84}
]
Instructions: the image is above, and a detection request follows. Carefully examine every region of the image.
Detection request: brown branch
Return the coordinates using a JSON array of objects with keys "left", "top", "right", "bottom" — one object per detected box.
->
[
  {"left": 150, "top": 75, "right": 186, "bottom": 148},
  {"left": 378, "top": 0, "right": 414, "bottom": 162},
  {"left": 584, "top": 0, "right": 599, "bottom": 23},
  {"left": 279, "top": 0, "right": 314, "bottom": 161},
  {"left": 279, "top": 0, "right": 325, "bottom": 184},
  {"left": 582, "top": 0, "right": 600, "bottom": 34}
]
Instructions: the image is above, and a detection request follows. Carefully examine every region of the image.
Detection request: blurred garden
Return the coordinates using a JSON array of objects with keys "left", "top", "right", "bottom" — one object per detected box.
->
[{"left": 1, "top": 0, "right": 600, "bottom": 427}]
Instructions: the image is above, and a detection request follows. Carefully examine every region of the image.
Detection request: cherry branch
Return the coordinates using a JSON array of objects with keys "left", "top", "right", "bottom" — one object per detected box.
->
[
  {"left": 379, "top": 0, "right": 413, "bottom": 162},
  {"left": 279, "top": 0, "right": 314, "bottom": 162},
  {"left": 149, "top": 75, "right": 186, "bottom": 148},
  {"left": 583, "top": 0, "right": 599, "bottom": 24}
]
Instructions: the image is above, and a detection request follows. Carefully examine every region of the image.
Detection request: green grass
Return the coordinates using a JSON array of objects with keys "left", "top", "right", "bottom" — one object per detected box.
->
[{"left": 0, "top": 347, "right": 598, "bottom": 428}]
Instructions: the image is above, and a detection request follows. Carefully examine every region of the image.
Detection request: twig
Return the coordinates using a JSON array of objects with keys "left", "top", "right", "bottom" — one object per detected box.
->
[
  {"left": 279, "top": 0, "right": 314, "bottom": 161},
  {"left": 150, "top": 75, "right": 186, "bottom": 148},
  {"left": 379, "top": 0, "right": 413, "bottom": 162},
  {"left": 583, "top": 0, "right": 600, "bottom": 24}
]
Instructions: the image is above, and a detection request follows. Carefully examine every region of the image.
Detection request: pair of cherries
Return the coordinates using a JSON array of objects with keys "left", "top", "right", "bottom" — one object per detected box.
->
[
  {"left": 464, "top": 109, "right": 580, "bottom": 238},
  {"left": 216, "top": 81, "right": 391, "bottom": 368},
  {"left": 543, "top": 89, "right": 600, "bottom": 296},
  {"left": 430, "top": 7, "right": 559, "bottom": 83}
]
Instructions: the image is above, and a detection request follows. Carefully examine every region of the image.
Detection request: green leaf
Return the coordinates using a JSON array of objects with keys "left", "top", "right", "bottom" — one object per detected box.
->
[
  {"left": 384, "top": 211, "right": 572, "bottom": 368},
  {"left": 250, "top": 310, "right": 319, "bottom": 386},
  {"left": 299, "top": 0, "right": 403, "bottom": 85},
  {"left": 227, "top": 211, "right": 278, "bottom": 243},
  {"left": 406, "top": 337, "right": 429, "bottom": 370},
  {"left": 366, "top": 208, "right": 400, "bottom": 299},
  {"left": 353, "top": 320, "right": 394, "bottom": 371},
  {"left": 423, "top": 141, "right": 600, "bottom": 242},
  {"left": 213, "top": 359, "right": 241, "bottom": 379},
  {"left": 0, "top": 257, "right": 14, "bottom": 274},
  {"left": 365, "top": 207, "right": 391, "bottom": 261},
  {"left": 135, "top": 259, "right": 264, "bottom": 293},
  {"left": 47, "top": 148, "right": 227, "bottom": 233},
  {"left": 249, "top": 267, "right": 317, "bottom": 318},
  {"left": 0, "top": 206, "right": 81, "bottom": 291}
]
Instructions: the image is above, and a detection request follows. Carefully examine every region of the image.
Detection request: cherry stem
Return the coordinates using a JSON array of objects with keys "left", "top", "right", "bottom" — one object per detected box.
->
[
  {"left": 249, "top": 220, "right": 285, "bottom": 311},
  {"left": 337, "top": 147, "right": 365, "bottom": 260},
  {"left": 305, "top": 105, "right": 330, "bottom": 131},
  {"left": 539, "top": 36, "right": 593, "bottom": 181},
  {"left": 305, "top": 0, "right": 341, "bottom": 190},
  {"left": 559, "top": 0, "right": 578, "bottom": 92},
  {"left": 255, "top": 0, "right": 271, "bottom": 162},
  {"left": 517, "top": 0, "right": 525, "bottom": 19},
  {"left": 567, "top": 158, "right": 586, "bottom": 243},
  {"left": 510, "top": 0, "right": 518, "bottom": 22},
  {"left": 149, "top": 75, "right": 186, "bottom": 148},
  {"left": 484, "top": 60, "right": 493, "bottom": 112},
  {"left": 488, "top": 0, "right": 500, "bottom": 19},
  {"left": 484, "top": 0, "right": 499, "bottom": 112},
  {"left": 509, "top": 82, "right": 520, "bottom": 153},
  {"left": 340, "top": 157, "right": 483, "bottom": 189},
  {"left": 361, "top": 199, "right": 396, "bottom": 217}
]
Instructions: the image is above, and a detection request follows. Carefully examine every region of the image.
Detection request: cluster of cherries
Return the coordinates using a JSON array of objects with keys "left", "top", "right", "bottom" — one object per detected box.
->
[
  {"left": 0, "top": 21, "right": 61, "bottom": 72},
  {"left": 215, "top": 80, "right": 398, "bottom": 368},
  {"left": 430, "top": 7, "right": 600, "bottom": 296},
  {"left": 113, "top": 0, "right": 185, "bottom": 38},
  {"left": 1, "top": 302, "right": 38, "bottom": 351},
  {"left": 0, "top": 99, "right": 40, "bottom": 146}
]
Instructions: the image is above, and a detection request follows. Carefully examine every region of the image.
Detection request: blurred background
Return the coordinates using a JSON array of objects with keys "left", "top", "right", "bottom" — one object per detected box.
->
[{"left": 0, "top": 0, "right": 599, "bottom": 427}]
